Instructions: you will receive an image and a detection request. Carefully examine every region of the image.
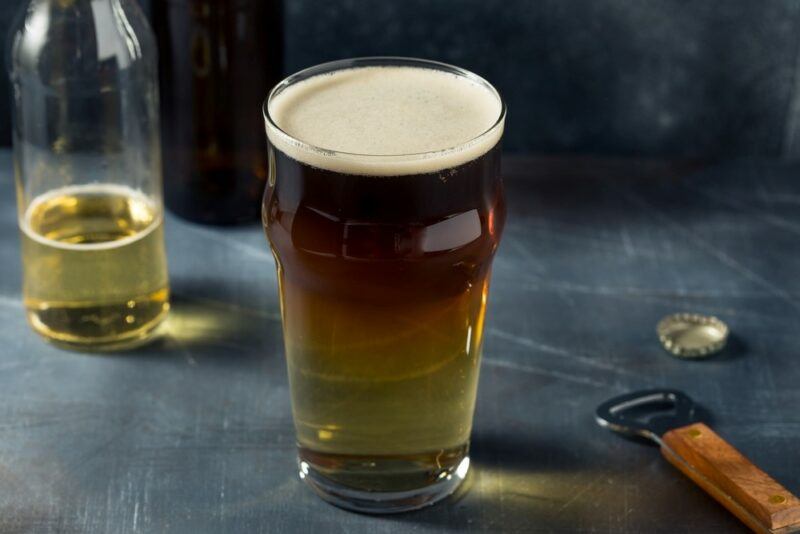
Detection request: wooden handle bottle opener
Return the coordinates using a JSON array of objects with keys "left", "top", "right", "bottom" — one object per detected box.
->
[{"left": 596, "top": 390, "right": 800, "bottom": 533}]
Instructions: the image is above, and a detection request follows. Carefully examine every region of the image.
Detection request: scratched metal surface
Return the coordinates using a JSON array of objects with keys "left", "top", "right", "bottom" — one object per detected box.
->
[{"left": 0, "top": 150, "right": 798, "bottom": 533}]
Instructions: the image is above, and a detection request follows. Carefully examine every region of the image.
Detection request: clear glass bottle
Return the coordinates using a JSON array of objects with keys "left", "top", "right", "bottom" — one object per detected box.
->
[{"left": 7, "top": 0, "right": 170, "bottom": 350}]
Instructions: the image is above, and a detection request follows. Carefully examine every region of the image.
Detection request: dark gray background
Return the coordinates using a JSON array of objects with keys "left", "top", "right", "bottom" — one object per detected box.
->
[{"left": 3, "top": 0, "right": 800, "bottom": 157}]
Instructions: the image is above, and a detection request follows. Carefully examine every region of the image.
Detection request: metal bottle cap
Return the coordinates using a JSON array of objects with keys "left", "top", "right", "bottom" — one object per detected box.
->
[{"left": 657, "top": 313, "right": 729, "bottom": 359}]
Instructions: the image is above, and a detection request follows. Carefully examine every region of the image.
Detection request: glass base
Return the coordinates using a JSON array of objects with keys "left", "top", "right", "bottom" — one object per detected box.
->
[
  {"left": 28, "top": 308, "right": 168, "bottom": 352},
  {"left": 297, "top": 449, "right": 470, "bottom": 514}
]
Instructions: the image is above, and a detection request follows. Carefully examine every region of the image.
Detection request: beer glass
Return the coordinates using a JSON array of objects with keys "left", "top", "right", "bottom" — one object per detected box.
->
[
  {"left": 8, "top": 0, "right": 170, "bottom": 350},
  {"left": 263, "top": 57, "right": 506, "bottom": 512}
]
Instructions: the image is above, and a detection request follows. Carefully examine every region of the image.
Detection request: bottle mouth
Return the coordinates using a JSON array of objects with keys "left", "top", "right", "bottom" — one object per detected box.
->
[{"left": 262, "top": 57, "right": 507, "bottom": 176}]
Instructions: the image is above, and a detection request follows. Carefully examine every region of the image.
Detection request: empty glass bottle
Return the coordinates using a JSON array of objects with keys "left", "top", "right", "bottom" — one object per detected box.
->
[
  {"left": 7, "top": 0, "right": 170, "bottom": 350},
  {"left": 154, "top": 0, "right": 284, "bottom": 225}
]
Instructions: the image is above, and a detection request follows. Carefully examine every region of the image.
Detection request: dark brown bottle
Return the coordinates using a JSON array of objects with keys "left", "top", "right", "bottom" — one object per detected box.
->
[{"left": 153, "top": 0, "right": 283, "bottom": 224}]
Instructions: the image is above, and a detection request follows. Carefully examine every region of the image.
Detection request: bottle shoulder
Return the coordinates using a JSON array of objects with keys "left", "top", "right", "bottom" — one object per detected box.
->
[{"left": 8, "top": 0, "right": 157, "bottom": 85}]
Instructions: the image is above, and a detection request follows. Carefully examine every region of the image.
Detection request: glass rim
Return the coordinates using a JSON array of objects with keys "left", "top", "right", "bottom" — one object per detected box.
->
[{"left": 262, "top": 56, "right": 507, "bottom": 162}]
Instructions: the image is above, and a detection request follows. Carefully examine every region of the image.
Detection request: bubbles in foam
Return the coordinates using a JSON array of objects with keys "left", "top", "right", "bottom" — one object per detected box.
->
[{"left": 266, "top": 65, "right": 504, "bottom": 176}]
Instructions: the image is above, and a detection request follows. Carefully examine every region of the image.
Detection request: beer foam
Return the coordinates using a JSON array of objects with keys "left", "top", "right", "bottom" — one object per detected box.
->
[{"left": 266, "top": 65, "right": 504, "bottom": 176}]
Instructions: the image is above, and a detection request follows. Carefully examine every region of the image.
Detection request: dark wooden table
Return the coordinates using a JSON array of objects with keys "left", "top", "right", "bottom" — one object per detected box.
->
[{"left": 1, "top": 151, "right": 798, "bottom": 533}]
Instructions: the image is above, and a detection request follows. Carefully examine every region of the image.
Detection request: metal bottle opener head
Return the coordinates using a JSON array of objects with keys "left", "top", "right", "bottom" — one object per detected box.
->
[{"left": 595, "top": 389, "right": 699, "bottom": 444}]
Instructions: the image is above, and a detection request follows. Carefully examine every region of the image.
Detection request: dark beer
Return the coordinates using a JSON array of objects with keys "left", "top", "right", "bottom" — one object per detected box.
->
[
  {"left": 263, "top": 59, "right": 506, "bottom": 512},
  {"left": 154, "top": 0, "right": 282, "bottom": 224}
]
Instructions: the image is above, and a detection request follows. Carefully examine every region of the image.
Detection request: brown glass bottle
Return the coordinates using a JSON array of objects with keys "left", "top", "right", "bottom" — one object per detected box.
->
[{"left": 153, "top": 0, "right": 283, "bottom": 224}]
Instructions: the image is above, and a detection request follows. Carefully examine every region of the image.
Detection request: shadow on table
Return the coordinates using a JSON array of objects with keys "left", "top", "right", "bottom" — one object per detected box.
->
[
  {"left": 386, "top": 432, "right": 598, "bottom": 531},
  {"left": 715, "top": 333, "right": 747, "bottom": 362},
  {"left": 132, "top": 288, "right": 282, "bottom": 361},
  {"left": 469, "top": 431, "right": 590, "bottom": 473}
]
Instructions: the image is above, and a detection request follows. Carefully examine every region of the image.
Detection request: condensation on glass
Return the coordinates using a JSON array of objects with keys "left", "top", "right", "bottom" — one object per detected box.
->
[{"left": 7, "top": 0, "right": 170, "bottom": 350}]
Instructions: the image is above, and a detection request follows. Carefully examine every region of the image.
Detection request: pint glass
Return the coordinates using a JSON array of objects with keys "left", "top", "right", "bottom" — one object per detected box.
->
[{"left": 263, "top": 57, "right": 506, "bottom": 512}]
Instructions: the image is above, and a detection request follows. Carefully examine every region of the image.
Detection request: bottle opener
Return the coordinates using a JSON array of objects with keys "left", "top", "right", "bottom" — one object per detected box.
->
[{"left": 596, "top": 389, "right": 800, "bottom": 533}]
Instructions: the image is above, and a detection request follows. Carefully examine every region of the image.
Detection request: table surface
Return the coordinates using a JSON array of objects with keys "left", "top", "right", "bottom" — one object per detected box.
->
[{"left": 1, "top": 151, "right": 798, "bottom": 534}]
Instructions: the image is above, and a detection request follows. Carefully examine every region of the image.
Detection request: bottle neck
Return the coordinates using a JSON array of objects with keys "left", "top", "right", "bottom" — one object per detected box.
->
[
  {"left": 39, "top": 0, "right": 125, "bottom": 8},
  {"left": 11, "top": 0, "right": 152, "bottom": 74}
]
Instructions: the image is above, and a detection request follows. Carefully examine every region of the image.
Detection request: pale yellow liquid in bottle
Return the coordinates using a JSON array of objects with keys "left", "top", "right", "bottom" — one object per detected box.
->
[{"left": 20, "top": 184, "right": 169, "bottom": 350}]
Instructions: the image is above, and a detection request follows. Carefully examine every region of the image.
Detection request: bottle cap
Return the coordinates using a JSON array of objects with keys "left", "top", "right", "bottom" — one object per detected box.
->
[{"left": 657, "top": 313, "right": 729, "bottom": 359}]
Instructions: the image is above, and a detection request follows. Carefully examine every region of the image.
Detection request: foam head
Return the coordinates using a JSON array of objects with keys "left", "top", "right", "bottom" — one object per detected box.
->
[{"left": 265, "top": 62, "right": 505, "bottom": 176}]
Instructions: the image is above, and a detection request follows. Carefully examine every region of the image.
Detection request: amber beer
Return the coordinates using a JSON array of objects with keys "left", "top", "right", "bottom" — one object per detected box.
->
[{"left": 263, "top": 58, "right": 506, "bottom": 512}]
